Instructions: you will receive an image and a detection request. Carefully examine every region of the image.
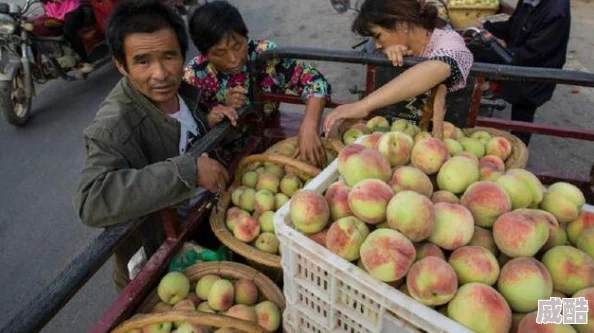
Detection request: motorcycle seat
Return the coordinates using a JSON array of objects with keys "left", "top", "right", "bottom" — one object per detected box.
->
[{"left": 44, "top": 18, "right": 63, "bottom": 28}]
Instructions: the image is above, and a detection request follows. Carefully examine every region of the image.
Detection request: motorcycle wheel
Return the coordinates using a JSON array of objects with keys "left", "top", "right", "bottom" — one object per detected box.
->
[{"left": 0, "top": 68, "right": 31, "bottom": 126}]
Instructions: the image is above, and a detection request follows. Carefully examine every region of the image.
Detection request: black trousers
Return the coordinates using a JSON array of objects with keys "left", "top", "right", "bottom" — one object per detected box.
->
[
  {"left": 63, "top": 6, "right": 95, "bottom": 63},
  {"left": 511, "top": 103, "right": 538, "bottom": 147}
]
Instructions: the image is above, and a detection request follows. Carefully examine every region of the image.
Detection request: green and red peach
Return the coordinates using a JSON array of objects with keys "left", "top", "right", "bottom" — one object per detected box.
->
[
  {"left": 448, "top": 246, "right": 500, "bottom": 285},
  {"left": 386, "top": 191, "right": 435, "bottom": 242},
  {"left": 411, "top": 137, "right": 449, "bottom": 175},
  {"left": 389, "top": 166, "right": 434, "bottom": 197},
  {"left": 360, "top": 229, "right": 416, "bottom": 282},
  {"left": 428, "top": 203, "right": 474, "bottom": 250},
  {"left": 497, "top": 257, "right": 553, "bottom": 313},
  {"left": 348, "top": 179, "right": 394, "bottom": 224},
  {"left": 461, "top": 181, "right": 512, "bottom": 228},
  {"left": 290, "top": 190, "right": 330, "bottom": 234},
  {"left": 406, "top": 257, "right": 458, "bottom": 306}
]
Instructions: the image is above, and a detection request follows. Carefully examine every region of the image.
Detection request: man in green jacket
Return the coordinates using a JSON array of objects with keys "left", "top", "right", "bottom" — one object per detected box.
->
[{"left": 72, "top": 0, "right": 236, "bottom": 291}]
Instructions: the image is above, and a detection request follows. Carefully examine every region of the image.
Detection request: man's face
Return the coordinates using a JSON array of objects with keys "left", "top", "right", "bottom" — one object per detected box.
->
[
  {"left": 115, "top": 28, "right": 184, "bottom": 107},
  {"left": 206, "top": 32, "right": 248, "bottom": 75}
]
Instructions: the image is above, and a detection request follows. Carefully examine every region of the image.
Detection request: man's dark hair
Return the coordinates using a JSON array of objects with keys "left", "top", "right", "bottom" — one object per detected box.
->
[
  {"left": 188, "top": 1, "right": 248, "bottom": 54},
  {"left": 106, "top": 0, "right": 189, "bottom": 69}
]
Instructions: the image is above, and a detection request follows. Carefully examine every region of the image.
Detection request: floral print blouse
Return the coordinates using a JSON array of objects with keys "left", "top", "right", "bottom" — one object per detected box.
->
[{"left": 183, "top": 38, "right": 331, "bottom": 116}]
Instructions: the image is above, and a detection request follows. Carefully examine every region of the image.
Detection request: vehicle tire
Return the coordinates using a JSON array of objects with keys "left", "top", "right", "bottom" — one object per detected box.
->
[{"left": 0, "top": 69, "right": 31, "bottom": 126}]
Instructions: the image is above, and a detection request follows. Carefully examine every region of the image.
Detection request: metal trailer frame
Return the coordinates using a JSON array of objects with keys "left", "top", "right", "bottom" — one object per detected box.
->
[{"left": 2, "top": 47, "right": 594, "bottom": 333}]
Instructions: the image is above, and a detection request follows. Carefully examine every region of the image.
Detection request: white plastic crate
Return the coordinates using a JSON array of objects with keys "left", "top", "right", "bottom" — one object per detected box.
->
[{"left": 273, "top": 158, "right": 477, "bottom": 333}]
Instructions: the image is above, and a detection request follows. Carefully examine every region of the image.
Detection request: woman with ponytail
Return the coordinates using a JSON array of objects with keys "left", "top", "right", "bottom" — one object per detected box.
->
[{"left": 324, "top": 0, "right": 473, "bottom": 138}]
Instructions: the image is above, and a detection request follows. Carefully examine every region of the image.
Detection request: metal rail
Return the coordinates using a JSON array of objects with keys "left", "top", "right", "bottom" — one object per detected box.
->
[
  {"left": 1, "top": 106, "right": 254, "bottom": 333},
  {"left": 256, "top": 47, "right": 594, "bottom": 87}
]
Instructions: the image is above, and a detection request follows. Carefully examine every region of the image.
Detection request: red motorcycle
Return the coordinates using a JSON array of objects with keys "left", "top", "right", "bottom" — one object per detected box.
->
[{"left": 0, "top": 0, "right": 201, "bottom": 126}]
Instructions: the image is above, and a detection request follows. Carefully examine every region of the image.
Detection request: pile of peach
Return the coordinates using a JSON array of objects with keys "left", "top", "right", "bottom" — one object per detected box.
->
[
  {"left": 226, "top": 161, "right": 311, "bottom": 255},
  {"left": 289, "top": 117, "right": 594, "bottom": 333},
  {"left": 137, "top": 271, "right": 281, "bottom": 333}
]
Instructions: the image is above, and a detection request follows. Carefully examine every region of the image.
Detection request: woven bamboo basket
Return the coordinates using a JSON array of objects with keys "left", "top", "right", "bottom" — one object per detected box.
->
[
  {"left": 210, "top": 137, "right": 340, "bottom": 283},
  {"left": 448, "top": 6, "right": 498, "bottom": 29},
  {"left": 111, "top": 261, "right": 285, "bottom": 333},
  {"left": 463, "top": 126, "right": 528, "bottom": 169}
]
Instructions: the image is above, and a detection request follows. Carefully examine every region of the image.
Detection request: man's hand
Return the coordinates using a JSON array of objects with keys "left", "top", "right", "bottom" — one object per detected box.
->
[
  {"left": 207, "top": 105, "right": 238, "bottom": 128},
  {"left": 225, "top": 85, "right": 248, "bottom": 110},
  {"left": 296, "top": 125, "right": 327, "bottom": 168},
  {"left": 196, "top": 153, "right": 229, "bottom": 193}
]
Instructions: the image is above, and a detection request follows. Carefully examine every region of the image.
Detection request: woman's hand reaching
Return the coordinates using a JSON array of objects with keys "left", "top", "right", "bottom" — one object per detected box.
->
[
  {"left": 382, "top": 44, "right": 414, "bottom": 67},
  {"left": 323, "top": 102, "right": 369, "bottom": 136}
]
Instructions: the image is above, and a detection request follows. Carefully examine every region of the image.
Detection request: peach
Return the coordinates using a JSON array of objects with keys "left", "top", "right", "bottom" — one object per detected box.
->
[
  {"left": 308, "top": 228, "right": 328, "bottom": 246},
  {"left": 231, "top": 186, "right": 248, "bottom": 206},
  {"left": 430, "top": 190, "right": 460, "bottom": 204},
  {"left": 254, "top": 189, "right": 275, "bottom": 215},
  {"left": 461, "top": 181, "right": 512, "bottom": 228},
  {"left": 290, "top": 190, "right": 330, "bottom": 234},
  {"left": 447, "top": 283, "right": 512, "bottom": 333},
  {"left": 338, "top": 145, "right": 392, "bottom": 187},
  {"left": 366, "top": 115, "right": 390, "bottom": 132},
  {"left": 406, "top": 257, "right": 458, "bottom": 306},
  {"left": 207, "top": 279, "right": 234, "bottom": 311},
  {"left": 506, "top": 169, "right": 545, "bottom": 206},
  {"left": 471, "top": 130, "right": 492, "bottom": 145},
  {"left": 541, "top": 182, "right": 586, "bottom": 223},
  {"left": 197, "top": 302, "right": 215, "bottom": 313},
  {"left": 386, "top": 191, "right": 435, "bottom": 242},
  {"left": 377, "top": 131, "right": 414, "bottom": 167},
  {"left": 225, "top": 207, "right": 250, "bottom": 232},
  {"left": 172, "top": 299, "right": 196, "bottom": 327},
  {"left": 572, "top": 287, "right": 594, "bottom": 333},
  {"left": 428, "top": 203, "right": 474, "bottom": 250},
  {"left": 413, "top": 131, "right": 432, "bottom": 143},
  {"left": 469, "top": 226, "right": 498, "bottom": 255},
  {"left": 258, "top": 211, "right": 275, "bottom": 233},
  {"left": 577, "top": 227, "right": 594, "bottom": 259},
  {"left": 360, "top": 229, "right": 416, "bottom": 282},
  {"left": 444, "top": 138, "right": 464, "bottom": 156},
  {"left": 274, "top": 193, "right": 289, "bottom": 210},
  {"left": 530, "top": 209, "right": 561, "bottom": 251},
  {"left": 448, "top": 246, "right": 500, "bottom": 285},
  {"left": 411, "top": 138, "right": 449, "bottom": 175},
  {"left": 233, "top": 279, "right": 258, "bottom": 306},
  {"left": 325, "top": 216, "right": 370, "bottom": 261},
  {"left": 226, "top": 304, "right": 258, "bottom": 322},
  {"left": 241, "top": 171, "right": 258, "bottom": 188},
  {"left": 492, "top": 209, "right": 549, "bottom": 257},
  {"left": 497, "top": 257, "right": 553, "bottom": 312},
  {"left": 325, "top": 181, "right": 352, "bottom": 221},
  {"left": 517, "top": 311, "right": 577, "bottom": 333},
  {"left": 485, "top": 137, "right": 512, "bottom": 160},
  {"left": 359, "top": 132, "right": 384, "bottom": 150},
  {"left": 455, "top": 127, "right": 466, "bottom": 140},
  {"left": 280, "top": 173, "right": 303, "bottom": 197},
  {"left": 496, "top": 174, "right": 533, "bottom": 209},
  {"left": 238, "top": 188, "right": 257, "bottom": 212},
  {"left": 256, "top": 173, "right": 280, "bottom": 194},
  {"left": 443, "top": 122, "right": 458, "bottom": 139},
  {"left": 348, "top": 179, "right": 394, "bottom": 224},
  {"left": 343, "top": 127, "right": 366, "bottom": 145},
  {"left": 459, "top": 137, "right": 486, "bottom": 158},
  {"left": 157, "top": 271, "right": 190, "bottom": 305},
  {"left": 391, "top": 118, "right": 416, "bottom": 134},
  {"left": 567, "top": 211, "right": 594, "bottom": 245},
  {"left": 176, "top": 323, "right": 210, "bottom": 333},
  {"left": 195, "top": 274, "right": 220, "bottom": 301},
  {"left": 437, "top": 155, "right": 479, "bottom": 194},
  {"left": 415, "top": 242, "right": 446, "bottom": 261},
  {"left": 265, "top": 163, "right": 285, "bottom": 179},
  {"left": 389, "top": 166, "right": 434, "bottom": 197},
  {"left": 255, "top": 232, "right": 280, "bottom": 254},
  {"left": 479, "top": 155, "right": 505, "bottom": 181},
  {"left": 542, "top": 246, "right": 594, "bottom": 295},
  {"left": 232, "top": 215, "right": 260, "bottom": 243},
  {"left": 510, "top": 313, "right": 527, "bottom": 333},
  {"left": 254, "top": 301, "right": 281, "bottom": 332},
  {"left": 455, "top": 151, "right": 480, "bottom": 164},
  {"left": 142, "top": 322, "right": 172, "bottom": 333},
  {"left": 338, "top": 144, "right": 366, "bottom": 174}
]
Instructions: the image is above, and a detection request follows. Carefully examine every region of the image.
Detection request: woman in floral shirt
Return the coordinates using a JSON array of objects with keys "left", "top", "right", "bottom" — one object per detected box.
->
[{"left": 184, "top": 1, "right": 331, "bottom": 167}]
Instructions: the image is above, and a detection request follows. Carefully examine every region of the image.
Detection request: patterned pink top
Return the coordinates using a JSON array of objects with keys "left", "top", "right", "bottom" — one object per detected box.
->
[{"left": 422, "top": 28, "right": 474, "bottom": 92}]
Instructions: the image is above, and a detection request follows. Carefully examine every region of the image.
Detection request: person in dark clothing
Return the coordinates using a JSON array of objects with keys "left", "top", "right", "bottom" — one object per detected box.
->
[{"left": 483, "top": 0, "right": 571, "bottom": 146}]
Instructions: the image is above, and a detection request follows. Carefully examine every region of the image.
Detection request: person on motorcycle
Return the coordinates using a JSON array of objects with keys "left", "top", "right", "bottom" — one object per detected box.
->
[
  {"left": 323, "top": 0, "right": 473, "bottom": 138},
  {"left": 73, "top": 0, "right": 232, "bottom": 291},
  {"left": 482, "top": 0, "right": 571, "bottom": 146},
  {"left": 41, "top": 0, "right": 95, "bottom": 73},
  {"left": 183, "top": 1, "right": 332, "bottom": 168}
]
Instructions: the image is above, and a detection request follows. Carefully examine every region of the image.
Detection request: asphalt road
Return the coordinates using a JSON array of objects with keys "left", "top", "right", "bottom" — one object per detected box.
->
[{"left": 0, "top": 0, "right": 593, "bottom": 333}]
